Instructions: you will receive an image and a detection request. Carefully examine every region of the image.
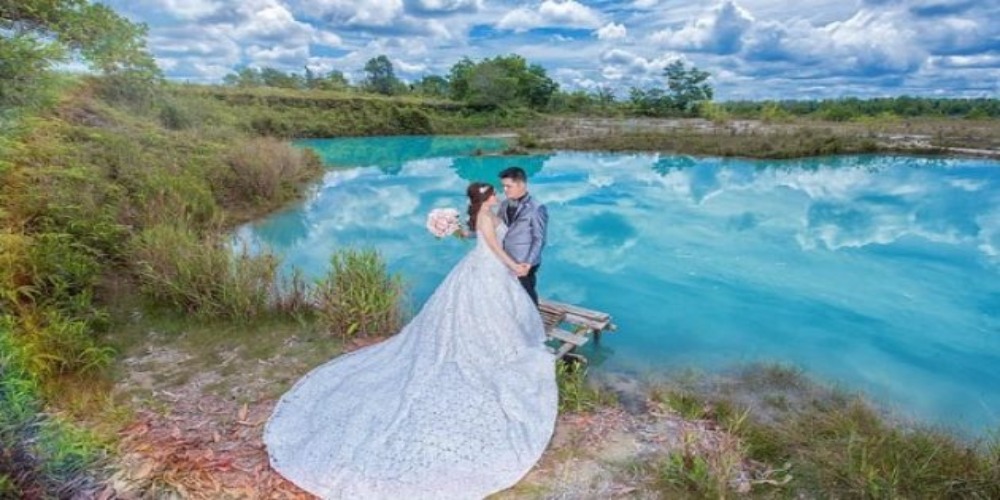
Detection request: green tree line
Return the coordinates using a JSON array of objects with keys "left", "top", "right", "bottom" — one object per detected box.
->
[{"left": 221, "top": 57, "right": 999, "bottom": 120}]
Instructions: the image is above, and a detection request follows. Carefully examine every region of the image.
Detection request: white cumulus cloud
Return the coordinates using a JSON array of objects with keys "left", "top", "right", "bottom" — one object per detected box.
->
[
  {"left": 596, "top": 22, "right": 627, "bottom": 40},
  {"left": 497, "top": 0, "right": 602, "bottom": 32},
  {"left": 294, "top": 0, "right": 405, "bottom": 27},
  {"left": 650, "top": 0, "right": 754, "bottom": 54}
]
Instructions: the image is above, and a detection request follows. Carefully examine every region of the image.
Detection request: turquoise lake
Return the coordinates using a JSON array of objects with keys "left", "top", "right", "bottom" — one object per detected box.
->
[{"left": 236, "top": 136, "right": 1000, "bottom": 435}]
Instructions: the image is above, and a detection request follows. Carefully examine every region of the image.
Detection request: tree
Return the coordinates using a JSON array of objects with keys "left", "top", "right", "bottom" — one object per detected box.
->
[
  {"left": 1, "top": 0, "right": 160, "bottom": 106},
  {"left": 260, "top": 67, "right": 302, "bottom": 89},
  {"left": 465, "top": 60, "right": 518, "bottom": 108},
  {"left": 595, "top": 86, "right": 616, "bottom": 108},
  {"left": 663, "top": 60, "right": 713, "bottom": 114},
  {"left": 447, "top": 54, "right": 558, "bottom": 109},
  {"left": 521, "top": 63, "right": 558, "bottom": 109},
  {"left": 411, "top": 75, "right": 449, "bottom": 98},
  {"left": 317, "top": 70, "right": 349, "bottom": 91},
  {"left": 363, "top": 55, "right": 400, "bottom": 95},
  {"left": 448, "top": 57, "right": 476, "bottom": 101},
  {"left": 223, "top": 66, "right": 263, "bottom": 87}
]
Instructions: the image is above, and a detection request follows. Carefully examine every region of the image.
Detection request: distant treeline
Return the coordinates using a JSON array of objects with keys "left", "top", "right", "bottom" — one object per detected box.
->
[{"left": 221, "top": 61, "right": 998, "bottom": 121}]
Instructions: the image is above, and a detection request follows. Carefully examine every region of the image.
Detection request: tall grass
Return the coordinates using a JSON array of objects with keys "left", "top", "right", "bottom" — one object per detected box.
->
[
  {"left": 555, "top": 360, "right": 615, "bottom": 413},
  {"left": 315, "top": 249, "right": 404, "bottom": 339},
  {"left": 130, "top": 225, "right": 281, "bottom": 321},
  {"left": 647, "top": 364, "right": 1000, "bottom": 498},
  {"left": 223, "top": 136, "right": 323, "bottom": 204},
  {"left": 1, "top": 319, "right": 105, "bottom": 498}
]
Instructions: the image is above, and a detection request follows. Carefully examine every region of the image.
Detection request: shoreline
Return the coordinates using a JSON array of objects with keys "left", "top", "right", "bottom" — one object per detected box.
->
[{"left": 512, "top": 116, "right": 1000, "bottom": 161}]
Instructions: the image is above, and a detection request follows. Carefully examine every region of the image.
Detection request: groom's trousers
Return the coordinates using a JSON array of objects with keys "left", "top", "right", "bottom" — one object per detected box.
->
[{"left": 519, "top": 264, "right": 540, "bottom": 306}]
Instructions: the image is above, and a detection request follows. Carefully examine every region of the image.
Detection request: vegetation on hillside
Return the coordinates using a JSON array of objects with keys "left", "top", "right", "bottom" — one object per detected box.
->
[{"left": 216, "top": 55, "right": 1000, "bottom": 121}]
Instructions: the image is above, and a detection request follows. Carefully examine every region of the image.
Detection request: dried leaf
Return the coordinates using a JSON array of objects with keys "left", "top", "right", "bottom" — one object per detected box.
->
[{"left": 133, "top": 461, "right": 155, "bottom": 480}]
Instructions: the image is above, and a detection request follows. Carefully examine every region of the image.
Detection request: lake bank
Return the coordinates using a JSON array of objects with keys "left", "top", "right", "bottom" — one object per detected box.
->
[
  {"left": 99, "top": 311, "right": 1000, "bottom": 498},
  {"left": 521, "top": 116, "right": 1000, "bottom": 160}
]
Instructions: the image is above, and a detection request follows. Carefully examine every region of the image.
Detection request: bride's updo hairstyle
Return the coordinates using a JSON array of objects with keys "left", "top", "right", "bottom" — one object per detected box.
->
[{"left": 466, "top": 182, "right": 495, "bottom": 232}]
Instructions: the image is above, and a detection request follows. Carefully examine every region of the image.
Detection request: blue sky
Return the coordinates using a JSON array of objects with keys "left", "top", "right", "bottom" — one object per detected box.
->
[{"left": 104, "top": 0, "right": 999, "bottom": 100}]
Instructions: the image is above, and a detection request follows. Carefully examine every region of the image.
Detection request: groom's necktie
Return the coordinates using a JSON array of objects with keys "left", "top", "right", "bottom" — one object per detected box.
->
[{"left": 506, "top": 200, "right": 518, "bottom": 223}]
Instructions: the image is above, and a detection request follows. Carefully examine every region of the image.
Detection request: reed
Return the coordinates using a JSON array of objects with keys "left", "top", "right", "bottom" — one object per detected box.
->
[
  {"left": 555, "top": 360, "right": 615, "bottom": 413},
  {"left": 130, "top": 224, "right": 281, "bottom": 321},
  {"left": 315, "top": 248, "right": 404, "bottom": 339}
]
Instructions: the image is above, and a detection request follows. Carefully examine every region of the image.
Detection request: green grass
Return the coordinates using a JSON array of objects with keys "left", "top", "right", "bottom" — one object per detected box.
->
[
  {"left": 556, "top": 360, "right": 616, "bottom": 413},
  {"left": 315, "top": 248, "right": 406, "bottom": 339},
  {"left": 643, "top": 363, "right": 1000, "bottom": 498}
]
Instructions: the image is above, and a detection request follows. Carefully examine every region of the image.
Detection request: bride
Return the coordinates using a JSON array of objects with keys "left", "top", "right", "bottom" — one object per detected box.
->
[{"left": 264, "top": 182, "right": 558, "bottom": 498}]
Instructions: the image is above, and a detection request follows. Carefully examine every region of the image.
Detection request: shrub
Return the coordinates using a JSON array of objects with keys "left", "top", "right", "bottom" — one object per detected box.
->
[
  {"left": 315, "top": 248, "right": 403, "bottom": 339},
  {"left": 555, "top": 360, "right": 614, "bottom": 413},
  {"left": 698, "top": 101, "right": 730, "bottom": 124},
  {"left": 223, "top": 137, "right": 323, "bottom": 205},
  {"left": 760, "top": 102, "right": 793, "bottom": 123},
  {"left": 394, "top": 106, "right": 433, "bottom": 134},
  {"left": 158, "top": 98, "right": 193, "bottom": 130},
  {"left": 8, "top": 309, "right": 114, "bottom": 379},
  {"left": 130, "top": 224, "right": 281, "bottom": 321},
  {"left": 0, "top": 319, "right": 104, "bottom": 498}
]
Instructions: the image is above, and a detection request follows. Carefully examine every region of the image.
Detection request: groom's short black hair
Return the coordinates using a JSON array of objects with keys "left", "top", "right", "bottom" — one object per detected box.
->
[{"left": 499, "top": 166, "right": 527, "bottom": 183}]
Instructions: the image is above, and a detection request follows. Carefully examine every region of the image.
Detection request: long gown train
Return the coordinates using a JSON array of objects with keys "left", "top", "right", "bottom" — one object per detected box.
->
[{"left": 264, "top": 225, "right": 558, "bottom": 498}]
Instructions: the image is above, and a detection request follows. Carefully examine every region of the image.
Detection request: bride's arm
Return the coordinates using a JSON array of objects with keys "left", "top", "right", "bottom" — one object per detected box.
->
[{"left": 477, "top": 212, "right": 520, "bottom": 272}]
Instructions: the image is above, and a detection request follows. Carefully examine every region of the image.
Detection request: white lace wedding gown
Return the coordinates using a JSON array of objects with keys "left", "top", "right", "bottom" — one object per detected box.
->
[{"left": 264, "top": 224, "right": 558, "bottom": 499}]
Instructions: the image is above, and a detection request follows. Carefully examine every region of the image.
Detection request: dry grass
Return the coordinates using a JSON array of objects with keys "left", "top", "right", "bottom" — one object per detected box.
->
[
  {"left": 223, "top": 137, "right": 322, "bottom": 205},
  {"left": 529, "top": 116, "right": 1000, "bottom": 159}
]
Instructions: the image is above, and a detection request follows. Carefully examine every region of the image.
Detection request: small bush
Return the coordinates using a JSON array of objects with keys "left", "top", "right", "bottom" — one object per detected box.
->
[
  {"left": 698, "top": 101, "right": 730, "bottom": 124},
  {"left": 394, "top": 106, "right": 433, "bottom": 134},
  {"left": 315, "top": 248, "right": 403, "bottom": 339},
  {"left": 555, "top": 360, "right": 614, "bottom": 413},
  {"left": 223, "top": 137, "right": 323, "bottom": 205},
  {"left": 760, "top": 102, "right": 793, "bottom": 123},
  {"left": 158, "top": 99, "right": 193, "bottom": 130}
]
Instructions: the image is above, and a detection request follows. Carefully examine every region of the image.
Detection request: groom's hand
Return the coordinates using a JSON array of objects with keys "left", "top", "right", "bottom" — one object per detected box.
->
[{"left": 515, "top": 263, "right": 530, "bottom": 277}]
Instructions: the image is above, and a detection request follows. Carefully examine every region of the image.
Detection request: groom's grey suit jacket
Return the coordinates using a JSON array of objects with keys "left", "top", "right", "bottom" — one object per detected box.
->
[{"left": 499, "top": 194, "right": 548, "bottom": 267}]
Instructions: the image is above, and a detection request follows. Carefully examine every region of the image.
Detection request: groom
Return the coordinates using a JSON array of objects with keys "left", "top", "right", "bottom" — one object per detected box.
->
[{"left": 499, "top": 166, "right": 548, "bottom": 306}]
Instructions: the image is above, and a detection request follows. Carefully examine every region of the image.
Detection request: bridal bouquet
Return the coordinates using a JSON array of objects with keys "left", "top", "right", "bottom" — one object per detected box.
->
[{"left": 426, "top": 208, "right": 463, "bottom": 239}]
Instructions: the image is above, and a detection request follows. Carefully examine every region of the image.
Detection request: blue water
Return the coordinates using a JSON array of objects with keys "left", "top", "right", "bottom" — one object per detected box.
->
[{"left": 236, "top": 136, "right": 1000, "bottom": 435}]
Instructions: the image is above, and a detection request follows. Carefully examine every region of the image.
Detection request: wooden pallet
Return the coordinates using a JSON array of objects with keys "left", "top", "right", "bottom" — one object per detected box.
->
[{"left": 539, "top": 299, "right": 616, "bottom": 360}]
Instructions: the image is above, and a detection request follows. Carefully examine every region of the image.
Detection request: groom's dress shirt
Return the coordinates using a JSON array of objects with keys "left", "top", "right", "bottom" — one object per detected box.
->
[{"left": 506, "top": 195, "right": 525, "bottom": 223}]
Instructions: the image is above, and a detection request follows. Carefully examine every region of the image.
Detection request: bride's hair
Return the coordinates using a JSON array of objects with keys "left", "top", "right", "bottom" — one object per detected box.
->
[{"left": 466, "top": 182, "right": 495, "bottom": 232}]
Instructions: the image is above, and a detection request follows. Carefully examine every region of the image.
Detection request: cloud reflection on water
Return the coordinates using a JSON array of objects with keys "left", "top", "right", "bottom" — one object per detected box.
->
[{"left": 238, "top": 139, "right": 1000, "bottom": 434}]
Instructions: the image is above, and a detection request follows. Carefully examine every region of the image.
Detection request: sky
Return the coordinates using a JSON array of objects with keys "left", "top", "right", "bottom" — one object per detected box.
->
[{"left": 103, "top": 0, "right": 1000, "bottom": 100}]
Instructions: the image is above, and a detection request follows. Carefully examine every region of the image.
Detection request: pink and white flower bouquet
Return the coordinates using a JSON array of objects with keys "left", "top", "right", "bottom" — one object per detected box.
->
[{"left": 425, "top": 208, "right": 463, "bottom": 239}]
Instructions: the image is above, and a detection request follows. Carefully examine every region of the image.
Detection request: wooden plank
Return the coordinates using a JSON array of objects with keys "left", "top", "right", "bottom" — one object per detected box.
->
[
  {"left": 547, "top": 327, "right": 589, "bottom": 347},
  {"left": 540, "top": 299, "right": 614, "bottom": 332},
  {"left": 565, "top": 313, "right": 609, "bottom": 331},
  {"left": 542, "top": 299, "right": 608, "bottom": 322},
  {"left": 556, "top": 342, "right": 576, "bottom": 357},
  {"left": 538, "top": 303, "right": 567, "bottom": 331}
]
